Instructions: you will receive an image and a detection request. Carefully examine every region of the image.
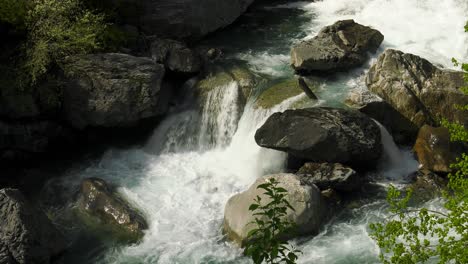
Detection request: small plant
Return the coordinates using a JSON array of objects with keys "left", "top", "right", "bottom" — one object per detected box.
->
[{"left": 244, "top": 177, "right": 302, "bottom": 264}]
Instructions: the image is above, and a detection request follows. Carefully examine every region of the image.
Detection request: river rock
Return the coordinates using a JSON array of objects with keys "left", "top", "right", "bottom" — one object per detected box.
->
[
  {"left": 223, "top": 173, "right": 327, "bottom": 245},
  {"left": 76, "top": 178, "right": 148, "bottom": 240},
  {"left": 61, "top": 53, "right": 167, "bottom": 129},
  {"left": 297, "top": 163, "right": 360, "bottom": 192},
  {"left": 366, "top": 49, "right": 467, "bottom": 130},
  {"left": 255, "top": 107, "right": 382, "bottom": 166},
  {"left": 196, "top": 65, "right": 263, "bottom": 110},
  {"left": 101, "top": 0, "right": 254, "bottom": 40},
  {"left": 150, "top": 39, "right": 201, "bottom": 74},
  {"left": 254, "top": 78, "right": 316, "bottom": 109},
  {"left": 413, "top": 125, "right": 466, "bottom": 174},
  {"left": 409, "top": 169, "right": 447, "bottom": 205},
  {"left": 291, "top": 20, "right": 384, "bottom": 73},
  {"left": 345, "top": 89, "right": 418, "bottom": 144},
  {"left": 0, "top": 188, "right": 66, "bottom": 264}
]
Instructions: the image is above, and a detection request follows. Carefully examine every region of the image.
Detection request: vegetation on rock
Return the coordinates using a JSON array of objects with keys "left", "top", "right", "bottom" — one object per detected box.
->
[
  {"left": 244, "top": 177, "right": 301, "bottom": 264},
  {"left": 0, "top": 0, "right": 108, "bottom": 86}
]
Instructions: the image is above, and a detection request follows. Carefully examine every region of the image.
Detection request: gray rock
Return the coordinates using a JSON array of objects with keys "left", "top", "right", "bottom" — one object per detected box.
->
[
  {"left": 291, "top": 20, "right": 384, "bottom": 73},
  {"left": 345, "top": 89, "right": 419, "bottom": 144},
  {"left": 141, "top": 0, "right": 255, "bottom": 40},
  {"left": 101, "top": 0, "right": 254, "bottom": 40},
  {"left": 297, "top": 163, "right": 360, "bottom": 192},
  {"left": 61, "top": 53, "right": 167, "bottom": 129},
  {"left": 0, "top": 188, "right": 66, "bottom": 264},
  {"left": 77, "top": 178, "right": 148, "bottom": 241},
  {"left": 223, "top": 174, "right": 327, "bottom": 245},
  {"left": 255, "top": 107, "right": 382, "bottom": 166},
  {"left": 151, "top": 39, "right": 201, "bottom": 74},
  {"left": 366, "top": 49, "right": 467, "bottom": 130}
]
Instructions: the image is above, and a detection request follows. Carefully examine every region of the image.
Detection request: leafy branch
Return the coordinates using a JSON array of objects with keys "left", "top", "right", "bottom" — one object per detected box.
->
[{"left": 244, "top": 177, "right": 302, "bottom": 264}]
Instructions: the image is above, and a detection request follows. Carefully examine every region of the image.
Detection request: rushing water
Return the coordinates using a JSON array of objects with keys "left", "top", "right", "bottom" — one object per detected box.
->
[{"left": 54, "top": 0, "right": 467, "bottom": 263}]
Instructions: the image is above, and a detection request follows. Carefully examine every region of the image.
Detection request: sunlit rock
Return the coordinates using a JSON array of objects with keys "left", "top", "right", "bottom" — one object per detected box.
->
[
  {"left": 255, "top": 107, "right": 382, "bottom": 166},
  {"left": 223, "top": 173, "right": 327, "bottom": 245},
  {"left": 291, "top": 20, "right": 384, "bottom": 73},
  {"left": 76, "top": 178, "right": 148, "bottom": 241}
]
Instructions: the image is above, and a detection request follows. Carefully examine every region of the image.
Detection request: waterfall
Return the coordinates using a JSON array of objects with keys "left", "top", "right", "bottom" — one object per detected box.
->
[{"left": 374, "top": 120, "right": 419, "bottom": 181}]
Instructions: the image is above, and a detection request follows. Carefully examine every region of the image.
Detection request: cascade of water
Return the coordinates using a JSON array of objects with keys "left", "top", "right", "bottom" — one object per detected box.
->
[
  {"left": 198, "top": 81, "right": 241, "bottom": 149},
  {"left": 374, "top": 121, "right": 419, "bottom": 181}
]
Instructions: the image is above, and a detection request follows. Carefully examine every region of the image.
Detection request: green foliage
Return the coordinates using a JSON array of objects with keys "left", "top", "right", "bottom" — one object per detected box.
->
[
  {"left": 244, "top": 177, "right": 302, "bottom": 264},
  {"left": 0, "top": 0, "right": 28, "bottom": 28},
  {"left": 21, "top": 0, "right": 107, "bottom": 84},
  {"left": 370, "top": 23, "right": 468, "bottom": 264}
]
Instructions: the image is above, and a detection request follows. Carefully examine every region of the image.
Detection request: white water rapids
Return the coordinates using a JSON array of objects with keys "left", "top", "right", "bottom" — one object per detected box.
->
[{"left": 58, "top": 0, "right": 467, "bottom": 263}]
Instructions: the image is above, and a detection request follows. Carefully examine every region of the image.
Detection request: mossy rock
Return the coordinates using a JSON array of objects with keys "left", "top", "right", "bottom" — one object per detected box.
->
[
  {"left": 254, "top": 78, "right": 317, "bottom": 109},
  {"left": 196, "top": 65, "right": 261, "bottom": 101}
]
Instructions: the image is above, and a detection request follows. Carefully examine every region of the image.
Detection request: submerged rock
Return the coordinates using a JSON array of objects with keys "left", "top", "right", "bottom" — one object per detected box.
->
[
  {"left": 297, "top": 163, "right": 360, "bottom": 192},
  {"left": 0, "top": 188, "right": 66, "bottom": 264},
  {"left": 413, "top": 125, "right": 466, "bottom": 174},
  {"left": 150, "top": 39, "right": 201, "bottom": 74},
  {"left": 291, "top": 20, "right": 384, "bottom": 73},
  {"left": 76, "top": 178, "right": 148, "bottom": 241},
  {"left": 366, "top": 49, "right": 467, "bottom": 130},
  {"left": 61, "top": 53, "right": 167, "bottom": 129},
  {"left": 255, "top": 107, "right": 382, "bottom": 166},
  {"left": 223, "top": 174, "right": 327, "bottom": 245}
]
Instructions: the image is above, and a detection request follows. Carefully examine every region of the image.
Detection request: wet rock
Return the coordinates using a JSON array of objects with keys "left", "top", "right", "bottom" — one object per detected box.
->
[
  {"left": 297, "top": 163, "right": 360, "bottom": 192},
  {"left": 291, "top": 20, "right": 384, "bottom": 73},
  {"left": 150, "top": 39, "right": 201, "bottom": 74},
  {"left": 409, "top": 169, "right": 447, "bottom": 205},
  {"left": 196, "top": 65, "right": 263, "bottom": 110},
  {"left": 61, "top": 53, "right": 167, "bottom": 129},
  {"left": 76, "top": 178, "right": 148, "bottom": 241},
  {"left": 366, "top": 49, "right": 467, "bottom": 130},
  {"left": 345, "top": 89, "right": 419, "bottom": 144},
  {"left": 0, "top": 188, "right": 66, "bottom": 264},
  {"left": 254, "top": 78, "right": 316, "bottom": 109},
  {"left": 223, "top": 174, "right": 327, "bottom": 245},
  {"left": 413, "top": 125, "right": 466, "bottom": 174},
  {"left": 255, "top": 107, "right": 382, "bottom": 166}
]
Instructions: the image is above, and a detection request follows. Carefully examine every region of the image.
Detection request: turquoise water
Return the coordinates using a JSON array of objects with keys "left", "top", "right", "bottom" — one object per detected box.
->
[{"left": 50, "top": 1, "right": 468, "bottom": 263}]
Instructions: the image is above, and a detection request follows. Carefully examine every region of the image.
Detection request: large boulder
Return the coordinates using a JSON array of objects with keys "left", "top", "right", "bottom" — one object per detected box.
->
[
  {"left": 76, "top": 178, "right": 148, "bottom": 241},
  {"left": 223, "top": 174, "right": 327, "bottom": 245},
  {"left": 366, "top": 49, "right": 467, "bottom": 130},
  {"left": 99, "top": 0, "right": 254, "bottom": 40},
  {"left": 61, "top": 53, "right": 167, "bottom": 129},
  {"left": 0, "top": 188, "right": 66, "bottom": 264},
  {"left": 291, "top": 20, "right": 384, "bottom": 73},
  {"left": 413, "top": 125, "right": 466, "bottom": 174},
  {"left": 255, "top": 107, "right": 383, "bottom": 166},
  {"left": 345, "top": 89, "right": 418, "bottom": 144},
  {"left": 297, "top": 163, "right": 360, "bottom": 192}
]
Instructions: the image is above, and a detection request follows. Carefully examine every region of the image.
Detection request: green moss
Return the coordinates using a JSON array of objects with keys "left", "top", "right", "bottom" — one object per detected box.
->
[{"left": 254, "top": 79, "right": 306, "bottom": 109}]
